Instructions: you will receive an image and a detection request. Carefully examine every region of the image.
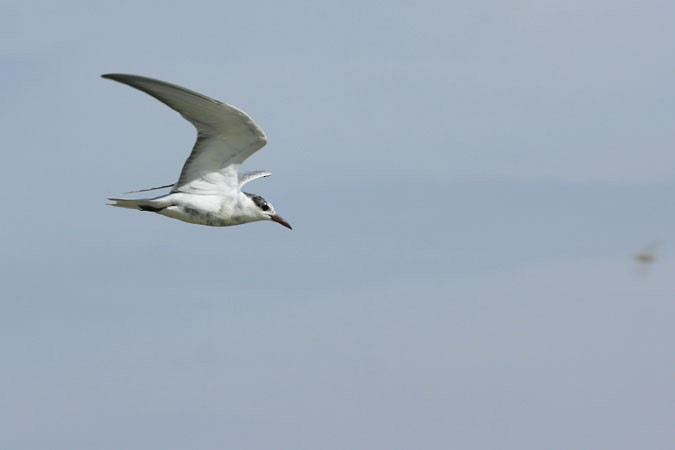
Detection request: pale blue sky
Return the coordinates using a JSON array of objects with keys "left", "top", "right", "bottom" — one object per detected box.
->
[{"left": 2, "top": 1, "right": 675, "bottom": 449}]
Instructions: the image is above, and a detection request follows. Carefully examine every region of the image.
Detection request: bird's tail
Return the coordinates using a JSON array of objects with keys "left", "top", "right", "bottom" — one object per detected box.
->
[{"left": 107, "top": 198, "right": 152, "bottom": 210}]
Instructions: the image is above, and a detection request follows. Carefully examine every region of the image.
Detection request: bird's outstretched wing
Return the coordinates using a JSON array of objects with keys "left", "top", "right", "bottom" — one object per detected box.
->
[{"left": 102, "top": 74, "right": 267, "bottom": 195}]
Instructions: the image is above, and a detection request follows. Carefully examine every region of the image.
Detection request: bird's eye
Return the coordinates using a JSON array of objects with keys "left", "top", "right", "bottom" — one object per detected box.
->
[{"left": 261, "top": 204, "right": 270, "bottom": 211}]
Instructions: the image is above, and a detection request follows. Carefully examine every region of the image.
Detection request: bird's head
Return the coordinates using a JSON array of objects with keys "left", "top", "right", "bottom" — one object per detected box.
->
[{"left": 245, "top": 193, "right": 292, "bottom": 229}]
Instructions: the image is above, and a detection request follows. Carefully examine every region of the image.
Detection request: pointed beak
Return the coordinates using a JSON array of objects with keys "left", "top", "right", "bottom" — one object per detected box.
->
[{"left": 270, "top": 214, "right": 293, "bottom": 230}]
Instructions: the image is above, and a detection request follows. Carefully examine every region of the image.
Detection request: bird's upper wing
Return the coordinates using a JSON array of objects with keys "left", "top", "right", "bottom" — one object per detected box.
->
[{"left": 102, "top": 74, "right": 267, "bottom": 195}]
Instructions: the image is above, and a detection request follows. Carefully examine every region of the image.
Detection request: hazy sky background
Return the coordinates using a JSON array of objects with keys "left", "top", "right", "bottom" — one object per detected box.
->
[{"left": 2, "top": 1, "right": 675, "bottom": 449}]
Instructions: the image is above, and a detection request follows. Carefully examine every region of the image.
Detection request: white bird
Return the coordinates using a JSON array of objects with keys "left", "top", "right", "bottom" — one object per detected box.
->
[{"left": 103, "top": 73, "right": 292, "bottom": 230}]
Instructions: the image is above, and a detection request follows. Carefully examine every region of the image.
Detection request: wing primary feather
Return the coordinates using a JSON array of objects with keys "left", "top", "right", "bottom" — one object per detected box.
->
[
  {"left": 239, "top": 170, "right": 272, "bottom": 188},
  {"left": 124, "top": 183, "right": 174, "bottom": 194}
]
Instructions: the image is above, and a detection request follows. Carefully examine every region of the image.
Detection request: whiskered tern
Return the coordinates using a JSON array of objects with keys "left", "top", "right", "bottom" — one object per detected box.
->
[{"left": 104, "top": 74, "right": 292, "bottom": 230}]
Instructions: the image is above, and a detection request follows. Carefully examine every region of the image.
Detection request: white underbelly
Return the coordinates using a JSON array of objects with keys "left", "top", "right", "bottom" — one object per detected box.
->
[{"left": 157, "top": 194, "right": 249, "bottom": 227}]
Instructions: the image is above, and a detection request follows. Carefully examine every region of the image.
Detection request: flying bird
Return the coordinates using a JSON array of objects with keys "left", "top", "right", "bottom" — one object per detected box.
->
[
  {"left": 103, "top": 73, "right": 292, "bottom": 229},
  {"left": 633, "top": 242, "right": 658, "bottom": 275}
]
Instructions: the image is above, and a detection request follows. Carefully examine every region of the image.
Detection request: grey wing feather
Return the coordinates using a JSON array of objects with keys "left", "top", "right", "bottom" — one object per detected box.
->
[
  {"left": 124, "top": 183, "right": 175, "bottom": 194},
  {"left": 102, "top": 73, "right": 268, "bottom": 194},
  {"left": 239, "top": 170, "right": 272, "bottom": 188}
]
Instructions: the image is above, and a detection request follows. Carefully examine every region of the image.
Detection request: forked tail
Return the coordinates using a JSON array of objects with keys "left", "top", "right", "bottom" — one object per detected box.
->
[{"left": 107, "top": 198, "right": 150, "bottom": 210}]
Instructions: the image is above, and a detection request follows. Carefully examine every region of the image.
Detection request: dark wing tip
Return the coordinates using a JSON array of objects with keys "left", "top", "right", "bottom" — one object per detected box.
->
[{"left": 101, "top": 73, "right": 141, "bottom": 83}]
